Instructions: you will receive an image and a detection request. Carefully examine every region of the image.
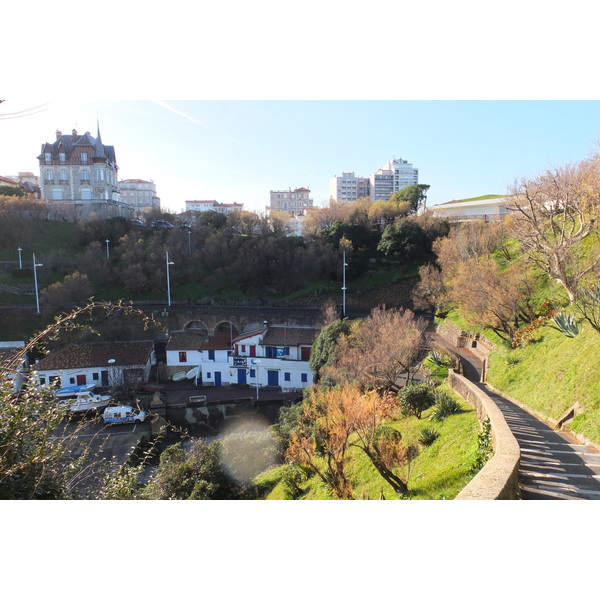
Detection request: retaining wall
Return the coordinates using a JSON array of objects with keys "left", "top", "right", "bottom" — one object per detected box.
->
[{"left": 448, "top": 370, "right": 521, "bottom": 500}]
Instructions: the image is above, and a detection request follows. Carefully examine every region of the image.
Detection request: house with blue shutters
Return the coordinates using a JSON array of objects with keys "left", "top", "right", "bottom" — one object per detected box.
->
[{"left": 166, "top": 322, "right": 318, "bottom": 391}]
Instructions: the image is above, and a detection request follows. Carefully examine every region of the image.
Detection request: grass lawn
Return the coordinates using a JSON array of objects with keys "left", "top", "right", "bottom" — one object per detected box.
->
[
  {"left": 486, "top": 315, "right": 600, "bottom": 443},
  {"left": 256, "top": 384, "right": 481, "bottom": 500}
]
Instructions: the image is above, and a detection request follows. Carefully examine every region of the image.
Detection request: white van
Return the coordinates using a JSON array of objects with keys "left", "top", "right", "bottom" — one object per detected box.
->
[{"left": 103, "top": 406, "right": 147, "bottom": 425}]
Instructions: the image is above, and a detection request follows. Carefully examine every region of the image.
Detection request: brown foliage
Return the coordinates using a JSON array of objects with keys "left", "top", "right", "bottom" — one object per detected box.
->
[
  {"left": 286, "top": 385, "right": 416, "bottom": 498},
  {"left": 324, "top": 306, "right": 428, "bottom": 389}
]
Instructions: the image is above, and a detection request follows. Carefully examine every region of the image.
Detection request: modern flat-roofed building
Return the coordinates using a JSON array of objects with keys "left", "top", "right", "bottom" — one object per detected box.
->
[
  {"left": 185, "top": 200, "right": 244, "bottom": 214},
  {"left": 329, "top": 172, "right": 370, "bottom": 204},
  {"left": 370, "top": 157, "right": 418, "bottom": 201}
]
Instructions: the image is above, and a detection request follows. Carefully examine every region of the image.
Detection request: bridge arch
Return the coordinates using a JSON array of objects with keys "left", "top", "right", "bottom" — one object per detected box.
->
[{"left": 182, "top": 319, "right": 209, "bottom": 334}]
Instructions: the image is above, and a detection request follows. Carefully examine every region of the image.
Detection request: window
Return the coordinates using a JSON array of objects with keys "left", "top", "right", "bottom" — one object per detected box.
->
[
  {"left": 59, "top": 169, "right": 68, "bottom": 183},
  {"left": 59, "top": 152, "right": 66, "bottom": 164},
  {"left": 208, "top": 350, "right": 215, "bottom": 361},
  {"left": 69, "top": 377, "right": 76, "bottom": 384},
  {"left": 81, "top": 188, "right": 91, "bottom": 200},
  {"left": 92, "top": 373, "right": 99, "bottom": 381},
  {"left": 81, "top": 169, "right": 90, "bottom": 182},
  {"left": 301, "top": 373, "right": 308, "bottom": 383},
  {"left": 284, "top": 372, "right": 291, "bottom": 382},
  {"left": 52, "top": 188, "right": 63, "bottom": 200},
  {"left": 179, "top": 351, "right": 187, "bottom": 363},
  {"left": 45, "top": 153, "right": 52, "bottom": 164},
  {"left": 81, "top": 152, "right": 88, "bottom": 164},
  {"left": 39, "top": 377, "right": 46, "bottom": 385},
  {"left": 241, "top": 345, "right": 246, "bottom": 353},
  {"left": 249, "top": 369, "right": 256, "bottom": 378}
]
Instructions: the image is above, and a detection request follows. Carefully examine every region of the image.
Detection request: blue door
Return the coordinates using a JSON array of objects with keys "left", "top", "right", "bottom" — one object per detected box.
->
[
  {"left": 214, "top": 371, "right": 222, "bottom": 387},
  {"left": 267, "top": 370, "right": 279, "bottom": 386},
  {"left": 237, "top": 369, "right": 247, "bottom": 384}
]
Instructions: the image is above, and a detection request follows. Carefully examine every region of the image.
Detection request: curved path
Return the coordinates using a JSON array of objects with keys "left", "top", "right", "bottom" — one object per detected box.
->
[{"left": 433, "top": 334, "right": 600, "bottom": 499}]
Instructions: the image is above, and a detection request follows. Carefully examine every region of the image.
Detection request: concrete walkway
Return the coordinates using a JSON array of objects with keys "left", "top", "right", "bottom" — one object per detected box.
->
[{"left": 433, "top": 334, "right": 600, "bottom": 499}]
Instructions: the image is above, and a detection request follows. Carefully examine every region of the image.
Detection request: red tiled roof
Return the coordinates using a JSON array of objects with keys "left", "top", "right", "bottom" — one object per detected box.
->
[{"left": 35, "top": 341, "right": 154, "bottom": 371}]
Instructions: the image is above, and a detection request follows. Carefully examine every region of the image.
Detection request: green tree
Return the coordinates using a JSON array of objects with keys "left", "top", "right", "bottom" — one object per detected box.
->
[
  {"left": 377, "top": 219, "right": 428, "bottom": 261},
  {"left": 309, "top": 318, "right": 352, "bottom": 381},
  {"left": 392, "top": 184, "right": 430, "bottom": 213}
]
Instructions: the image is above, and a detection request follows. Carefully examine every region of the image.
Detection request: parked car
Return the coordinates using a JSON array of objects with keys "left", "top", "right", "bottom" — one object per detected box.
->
[
  {"left": 103, "top": 405, "right": 147, "bottom": 424},
  {"left": 130, "top": 218, "right": 146, "bottom": 228},
  {"left": 151, "top": 219, "right": 174, "bottom": 229}
]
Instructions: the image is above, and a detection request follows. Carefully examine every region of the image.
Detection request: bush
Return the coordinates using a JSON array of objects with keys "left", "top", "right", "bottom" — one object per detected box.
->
[
  {"left": 419, "top": 427, "right": 440, "bottom": 447},
  {"left": 429, "top": 391, "right": 460, "bottom": 422},
  {"left": 397, "top": 383, "right": 436, "bottom": 419},
  {"left": 281, "top": 463, "right": 309, "bottom": 499}
]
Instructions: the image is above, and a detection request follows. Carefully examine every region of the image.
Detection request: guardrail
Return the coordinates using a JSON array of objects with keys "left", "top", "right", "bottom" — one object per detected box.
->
[{"left": 448, "top": 370, "right": 521, "bottom": 500}]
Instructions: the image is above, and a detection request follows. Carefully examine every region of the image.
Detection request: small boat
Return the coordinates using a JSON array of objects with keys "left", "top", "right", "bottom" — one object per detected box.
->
[
  {"left": 172, "top": 371, "right": 187, "bottom": 381},
  {"left": 186, "top": 366, "right": 199, "bottom": 380},
  {"left": 59, "top": 391, "right": 112, "bottom": 413},
  {"left": 56, "top": 383, "right": 96, "bottom": 397}
]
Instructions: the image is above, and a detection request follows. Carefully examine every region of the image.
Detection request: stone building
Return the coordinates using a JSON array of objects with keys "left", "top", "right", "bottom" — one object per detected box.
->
[{"left": 37, "top": 125, "right": 133, "bottom": 221}]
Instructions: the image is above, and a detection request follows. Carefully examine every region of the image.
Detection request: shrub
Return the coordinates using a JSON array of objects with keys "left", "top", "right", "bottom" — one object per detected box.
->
[
  {"left": 397, "top": 383, "right": 436, "bottom": 419},
  {"left": 419, "top": 427, "right": 440, "bottom": 447},
  {"left": 429, "top": 391, "right": 460, "bottom": 422},
  {"left": 281, "top": 463, "right": 309, "bottom": 499},
  {"left": 471, "top": 418, "right": 493, "bottom": 472}
]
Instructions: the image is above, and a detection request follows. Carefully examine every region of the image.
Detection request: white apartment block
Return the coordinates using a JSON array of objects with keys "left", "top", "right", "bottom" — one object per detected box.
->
[
  {"left": 329, "top": 172, "right": 370, "bottom": 204},
  {"left": 118, "top": 179, "right": 161, "bottom": 214},
  {"left": 370, "top": 157, "right": 418, "bottom": 201},
  {"left": 269, "top": 187, "right": 313, "bottom": 216},
  {"left": 37, "top": 127, "right": 133, "bottom": 221},
  {"left": 185, "top": 200, "right": 244, "bottom": 214}
]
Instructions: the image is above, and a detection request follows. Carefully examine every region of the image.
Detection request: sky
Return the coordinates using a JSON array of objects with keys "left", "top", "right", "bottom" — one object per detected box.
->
[{"left": 2, "top": 99, "right": 600, "bottom": 215}]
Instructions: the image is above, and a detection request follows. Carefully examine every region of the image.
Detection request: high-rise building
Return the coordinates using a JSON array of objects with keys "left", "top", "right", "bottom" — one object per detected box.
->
[
  {"left": 328, "top": 172, "right": 370, "bottom": 204},
  {"left": 37, "top": 126, "right": 132, "bottom": 221},
  {"left": 269, "top": 187, "right": 313, "bottom": 216},
  {"left": 118, "top": 179, "right": 161, "bottom": 215},
  {"left": 370, "top": 157, "right": 418, "bottom": 201}
]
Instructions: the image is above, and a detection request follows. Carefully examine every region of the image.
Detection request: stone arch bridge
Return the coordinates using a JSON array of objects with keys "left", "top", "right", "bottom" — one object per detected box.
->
[{"left": 135, "top": 303, "right": 324, "bottom": 337}]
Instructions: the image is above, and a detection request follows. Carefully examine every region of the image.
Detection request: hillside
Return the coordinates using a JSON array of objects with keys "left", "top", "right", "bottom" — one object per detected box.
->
[{"left": 485, "top": 317, "right": 600, "bottom": 444}]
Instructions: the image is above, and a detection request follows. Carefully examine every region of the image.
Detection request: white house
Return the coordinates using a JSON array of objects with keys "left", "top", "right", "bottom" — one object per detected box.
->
[
  {"left": 166, "top": 329, "right": 233, "bottom": 385},
  {"left": 33, "top": 341, "right": 155, "bottom": 389},
  {"left": 229, "top": 324, "right": 318, "bottom": 391}
]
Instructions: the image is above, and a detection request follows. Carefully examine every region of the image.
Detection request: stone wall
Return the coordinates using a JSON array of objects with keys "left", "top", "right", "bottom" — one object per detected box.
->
[{"left": 448, "top": 370, "right": 521, "bottom": 500}]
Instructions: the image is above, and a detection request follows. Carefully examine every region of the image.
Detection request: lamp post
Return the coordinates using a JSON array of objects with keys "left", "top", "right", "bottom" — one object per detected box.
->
[
  {"left": 17, "top": 247, "right": 23, "bottom": 269},
  {"left": 105, "top": 239, "right": 110, "bottom": 259},
  {"left": 251, "top": 359, "right": 261, "bottom": 400},
  {"left": 187, "top": 230, "right": 192, "bottom": 256},
  {"left": 342, "top": 251, "right": 348, "bottom": 318},
  {"left": 166, "top": 251, "right": 174, "bottom": 306},
  {"left": 33, "top": 253, "right": 43, "bottom": 314}
]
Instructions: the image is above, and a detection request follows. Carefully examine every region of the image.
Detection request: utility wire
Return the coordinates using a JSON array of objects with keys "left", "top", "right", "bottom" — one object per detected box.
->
[{"left": 0, "top": 103, "right": 49, "bottom": 120}]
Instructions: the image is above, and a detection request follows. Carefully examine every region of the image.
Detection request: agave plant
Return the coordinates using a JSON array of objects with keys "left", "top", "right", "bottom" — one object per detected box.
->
[{"left": 550, "top": 311, "right": 580, "bottom": 338}]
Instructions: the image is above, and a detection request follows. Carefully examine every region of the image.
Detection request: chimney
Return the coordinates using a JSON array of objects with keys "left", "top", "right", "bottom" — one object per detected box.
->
[
  {"left": 55, "top": 130, "right": 62, "bottom": 140},
  {"left": 72, "top": 129, "right": 78, "bottom": 142}
]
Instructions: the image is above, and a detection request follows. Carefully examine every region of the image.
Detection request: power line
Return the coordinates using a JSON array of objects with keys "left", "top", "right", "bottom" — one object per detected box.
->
[{"left": 0, "top": 103, "right": 49, "bottom": 120}]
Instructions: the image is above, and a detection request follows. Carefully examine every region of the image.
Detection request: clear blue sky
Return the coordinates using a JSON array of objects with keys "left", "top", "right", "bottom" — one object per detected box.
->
[{"left": 2, "top": 100, "right": 600, "bottom": 214}]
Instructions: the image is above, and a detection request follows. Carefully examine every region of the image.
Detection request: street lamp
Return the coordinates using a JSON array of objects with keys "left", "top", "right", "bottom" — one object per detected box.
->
[
  {"left": 342, "top": 251, "right": 348, "bottom": 318},
  {"left": 166, "top": 251, "right": 175, "bottom": 306},
  {"left": 17, "top": 247, "right": 23, "bottom": 269},
  {"left": 187, "top": 230, "right": 192, "bottom": 256},
  {"left": 251, "top": 359, "right": 261, "bottom": 400},
  {"left": 105, "top": 239, "right": 110, "bottom": 259},
  {"left": 33, "top": 253, "right": 43, "bottom": 314}
]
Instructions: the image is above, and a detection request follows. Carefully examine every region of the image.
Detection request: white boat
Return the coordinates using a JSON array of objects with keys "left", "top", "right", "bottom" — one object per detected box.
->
[
  {"left": 186, "top": 366, "right": 199, "bottom": 380},
  {"left": 172, "top": 371, "right": 187, "bottom": 381},
  {"left": 59, "top": 391, "right": 112, "bottom": 413}
]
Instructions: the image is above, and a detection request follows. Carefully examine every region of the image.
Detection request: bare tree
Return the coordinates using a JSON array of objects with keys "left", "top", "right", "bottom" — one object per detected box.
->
[
  {"left": 325, "top": 307, "right": 428, "bottom": 389},
  {"left": 506, "top": 157, "right": 600, "bottom": 302}
]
